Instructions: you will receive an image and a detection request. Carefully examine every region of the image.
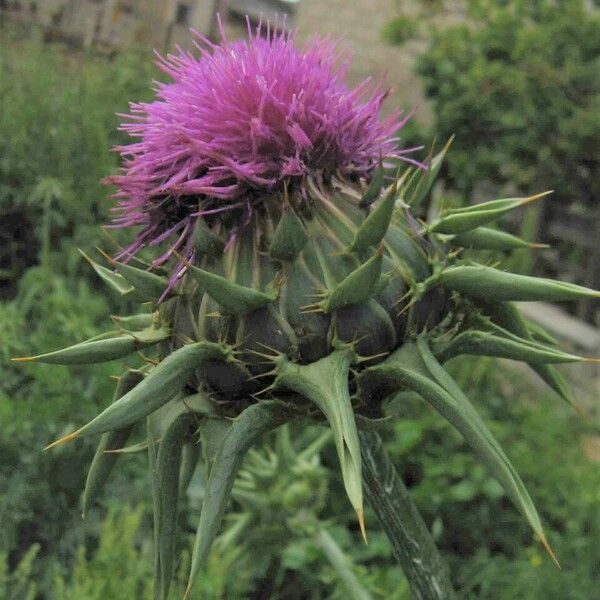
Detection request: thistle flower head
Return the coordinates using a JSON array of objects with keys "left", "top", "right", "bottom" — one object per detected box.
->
[
  {"left": 23, "top": 22, "right": 594, "bottom": 590},
  {"left": 106, "top": 19, "right": 419, "bottom": 269}
]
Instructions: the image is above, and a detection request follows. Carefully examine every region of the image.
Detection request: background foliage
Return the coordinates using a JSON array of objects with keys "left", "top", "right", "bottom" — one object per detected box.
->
[
  {"left": 384, "top": 0, "right": 600, "bottom": 323},
  {"left": 1, "top": 19, "right": 598, "bottom": 600},
  {"left": 415, "top": 0, "right": 600, "bottom": 207}
]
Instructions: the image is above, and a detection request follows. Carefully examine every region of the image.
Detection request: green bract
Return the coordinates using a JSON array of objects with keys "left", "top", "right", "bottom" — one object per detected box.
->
[{"left": 17, "top": 146, "right": 598, "bottom": 598}]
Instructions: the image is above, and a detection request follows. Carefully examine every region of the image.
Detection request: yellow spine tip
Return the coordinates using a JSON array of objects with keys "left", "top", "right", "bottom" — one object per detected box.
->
[
  {"left": 539, "top": 533, "right": 561, "bottom": 569},
  {"left": 528, "top": 242, "right": 550, "bottom": 249},
  {"left": 583, "top": 357, "right": 600, "bottom": 363},
  {"left": 11, "top": 356, "right": 34, "bottom": 362},
  {"left": 95, "top": 246, "right": 116, "bottom": 266},
  {"left": 44, "top": 432, "right": 79, "bottom": 451},
  {"left": 357, "top": 508, "right": 368, "bottom": 545},
  {"left": 78, "top": 248, "right": 92, "bottom": 262},
  {"left": 524, "top": 190, "right": 554, "bottom": 204},
  {"left": 444, "top": 135, "right": 455, "bottom": 151},
  {"left": 172, "top": 249, "right": 192, "bottom": 267}
]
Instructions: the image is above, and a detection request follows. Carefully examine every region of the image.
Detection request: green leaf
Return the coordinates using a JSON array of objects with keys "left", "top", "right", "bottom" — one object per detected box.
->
[
  {"left": 430, "top": 265, "right": 600, "bottom": 302},
  {"left": 364, "top": 337, "right": 555, "bottom": 560},
  {"left": 525, "top": 319, "right": 559, "bottom": 346},
  {"left": 156, "top": 406, "right": 195, "bottom": 599},
  {"left": 185, "top": 401, "right": 294, "bottom": 598},
  {"left": 186, "top": 262, "right": 278, "bottom": 315},
  {"left": 114, "top": 260, "right": 173, "bottom": 301},
  {"left": 79, "top": 249, "right": 134, "bottom": 295},
  {"left": 349, "top": 182, "right": 398, "bottom": 252},
  {"left": 404, "top": 136, "right": 453, "bottom": 209},
  {"left": 13, "top": 325, "right": 170, "bottom": 365},
  {"left": 179, "top": 441, "right": 201, "bottom": 499},
  {"left": 320, "top": 248, "right": 383, "bottom": 312},
  {"left": 110, "top": 312, "right": 155, "bottom": 330},
  {"left": 484, "top": 301, "right": 580, "bottom": 410},
  {"left": 270, "top": 205, "right": 309, "bottom": 261},
  {"left": 429, "top": 191, "right": 551, "bottom": 234},
  {"left": 45, "top": 342, "right": 229, "bottom": 448},
  {"left": 359, "top": 162, "right": 385, "bottom": 207},
  {"left": 273, "top": 346, "right": 366, "bottom": 539},
  {"left": 192, "top": 218, "right": 225, "bottom": 256},
  {"left": 435, "top": 328, "right": 595, "bottom": 364},
  {"left": 103, "top": 440, "right": 149, "bottom": 454},
  {"left": 82, "top": 370, "right": 144, "bottom": 517},
  {"left": 451, "top": 227, "right": 548, "bottom": 251},
  {"left": 146, "top": 393, "right": 215, "bottom": 598}
]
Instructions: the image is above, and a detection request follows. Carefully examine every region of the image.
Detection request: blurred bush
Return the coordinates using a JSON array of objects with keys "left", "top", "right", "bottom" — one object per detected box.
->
[
  {"left": 383, "top": 0, "right": 600, "bottom": 205},
  {"left": 0, "top": 28, "right": 154, "bottom": 297},
  {"left": 0, "top": 25, "right": 153, "bottom": 592},
  {"left": 411, "top": 0, "right": 600, "bottom": 206},
  {"left": 384, "top": 0, "right": 600, "bottom": 321}
]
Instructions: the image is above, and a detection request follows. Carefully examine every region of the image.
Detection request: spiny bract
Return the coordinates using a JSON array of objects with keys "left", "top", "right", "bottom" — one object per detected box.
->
[{"left": 16, "top": 20, "right": 600, "bottom": 600}]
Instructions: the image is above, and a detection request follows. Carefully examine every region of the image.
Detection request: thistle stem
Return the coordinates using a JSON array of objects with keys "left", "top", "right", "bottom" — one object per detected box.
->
[{"left": 359, "top": 430, "right": 456, "bottom": 600}]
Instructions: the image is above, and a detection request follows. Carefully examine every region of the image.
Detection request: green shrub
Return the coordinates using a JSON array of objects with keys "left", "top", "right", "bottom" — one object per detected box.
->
[
  {"left": 0, "top": 543, "right": 39, "bottom": 600},
  {"left": 414, "top": 0, "right": 600, "bottom": 206},
  {"left": 0, "top": 264, "right": 139, "bottom": 592},
  {"left": 0, "top": 27, "right": 154, "bottom": 294},
  {"left": 383, "top": 357, "right": 600, "bottom": 599},
  {"left": 0, "top": 28, "right": 155, "bottom": 592}
]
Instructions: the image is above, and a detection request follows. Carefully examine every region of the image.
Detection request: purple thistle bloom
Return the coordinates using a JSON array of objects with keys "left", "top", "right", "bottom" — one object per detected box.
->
[{"left": 105, "top": 19, "right": 421, "bottom": 273}]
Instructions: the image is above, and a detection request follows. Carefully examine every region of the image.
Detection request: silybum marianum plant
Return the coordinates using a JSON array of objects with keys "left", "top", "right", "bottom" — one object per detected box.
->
[{"left": 15, "top": 21, "right": 600, "bottom": 599}]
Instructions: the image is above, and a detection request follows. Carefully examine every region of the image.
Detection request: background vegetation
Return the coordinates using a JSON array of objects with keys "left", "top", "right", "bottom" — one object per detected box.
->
[
  {"left": 385, "top": 0, "right": 600, "bottom": 322},
  {"left": 1, "top": 14, "right": 598, "bottom": 600}
]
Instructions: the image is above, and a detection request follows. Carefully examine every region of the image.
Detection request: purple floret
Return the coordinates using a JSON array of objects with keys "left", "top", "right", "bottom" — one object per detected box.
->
[{"left": 105, "top": 19, "right": 421, "bottom": 278}]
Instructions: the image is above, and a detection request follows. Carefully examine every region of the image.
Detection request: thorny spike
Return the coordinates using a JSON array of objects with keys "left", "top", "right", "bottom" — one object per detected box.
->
[
  {"left": 45, "top": 432, "right": 78, "bottom": 451},
  {"left": 243, "top": 348, "right": 281, "bottom": 362},
  {"left": 299, "top": 304, "right": 325, "bottom": 314},
  {"left": 203, "top": 312, "right": 223, "bottom": 319},
  {"left": 247, "top": 370, "right": 278, "bottom": 381},
  {"left": 357, "top": 507, "right": 368, "bottom": 544},
  {"left": 429, "top": 191, "right": 554, "bottom": 235},
  {"left": 392, "top": 288, "right": 413, "bottom": 309},
  {"left": 100, "top": 227, "right": 154, "bottom": 268},
  {"left": 356, "top": 350, "right": 391, "bottom": 363},
  {"left": 95, "top": 245, "right": 116, "bottom": 265},
  {"left": 538, "top": 532, "right": 561, "bottom": 569},
  {"left": 256, "top": 341, "right": 287, "bottom": 355}
]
